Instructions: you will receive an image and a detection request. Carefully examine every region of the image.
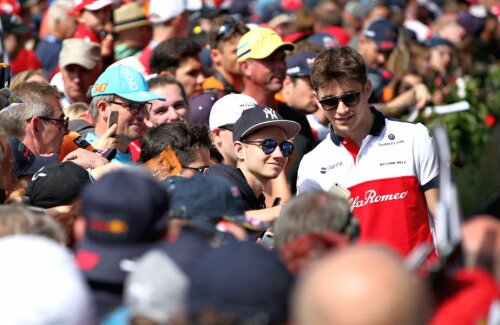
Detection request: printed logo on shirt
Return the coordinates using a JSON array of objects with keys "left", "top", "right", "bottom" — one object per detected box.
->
[
  {"left": 349, "top": 189, "right": 408, "bottom": 208},
  {"left": 320, "top": 162, "right": 343, "bottom": 174}
]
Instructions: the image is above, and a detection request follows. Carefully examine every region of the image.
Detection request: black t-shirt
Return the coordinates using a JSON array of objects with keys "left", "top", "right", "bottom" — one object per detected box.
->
[{"left": 208, "top": 163, "right": 266, "bottom": 210}]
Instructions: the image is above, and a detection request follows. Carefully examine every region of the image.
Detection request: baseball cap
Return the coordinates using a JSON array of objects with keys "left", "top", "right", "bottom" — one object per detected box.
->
[
  {"left": 113, "top": 2, "right": 150, "bottom": 33},
  {"left": 286, "top": 51, "right": 319, "bottom": 78},
  {"left": 25, "top": 161, "right": 92, "bottom": 209},
  {"left": 425, "top": 37, "right": 454, "bottom": 48},
  {"left": 148, "top": 0, "right": 202, "bottom": 24},
  {"left": 74, "top": 0, "right": 117, "bottom": 13},
  {"left": 209, "top": 93, "right": 258, "bottom": 130},
  {"left": 188, "top": 92, "right": 218, "bottom": 125},
  {"left": 75, "top": 169, "right": 170, "bottom": 284},
  {"left": 0, "top": 235, "right": 96, "bottom": 324},
  {"left": 59, "top": 38, "right": 101, "bottom": 70},
  {"left": 0, "top": 14, "right": 30, "bottom": 35},
  {"left": 165, "top": 174, "right": 269, "bottom": 232},
  {"left": 125, "top": 250, "right": 189, "bottom": 324},
  {"left": 188, "top": 240, "right": 293, "bottom": 323},
  {"left": 90, "top": 64, "right": 165, "bottom": 103},
  {"left": 236, "top": 27, "right": 294, "bottom": 62},
  {"left": 232, "top": 106, "right": 301, "bottom": 141},
  {"left": 9, "top": 138, "right": 58, "bottom": 178},
  {"left": 307, "top": 32, "right": 339, "bottom": 49},
  {"left": 363, "top": 19, "right": 399, "bottom": 50}
]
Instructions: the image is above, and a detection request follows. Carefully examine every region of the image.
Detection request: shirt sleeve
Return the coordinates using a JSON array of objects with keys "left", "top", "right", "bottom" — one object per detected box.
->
[{"left": 413, "top": 123, "right": 439, "bottom": 186}]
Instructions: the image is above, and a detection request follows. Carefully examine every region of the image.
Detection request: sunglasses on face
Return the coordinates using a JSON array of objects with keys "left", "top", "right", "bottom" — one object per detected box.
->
[
  {"left": 39, "top": 116, "right": 69, "bottom": 129},
  {"left": 108, "top": 100, "right": 152, "bottom": 115},
  {"left": 182, "top": 165, "right": 210, "bottom": 174},
  {"left": 241, "top": 139, "right": 295, "bottom": 157},
  {"left": 318, "top": 90, "right": 361, "bottom": 111}
]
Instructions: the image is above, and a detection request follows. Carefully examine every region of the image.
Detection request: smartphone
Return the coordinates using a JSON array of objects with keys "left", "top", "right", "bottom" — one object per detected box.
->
[{"left": 107, "top": 111, "right": 119, "bottom": 129}]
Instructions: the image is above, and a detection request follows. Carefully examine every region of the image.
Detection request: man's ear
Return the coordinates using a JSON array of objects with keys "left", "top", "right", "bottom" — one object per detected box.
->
[
  {"left": 143, "top": 115, "right": 154, "bottom": 128},
  {"left": 239, "top": 60, "right": 252, "bottom": 78},
  {"left": 97, "top": 100, "right": 108, "bottom": 114},
  {"left": 158, "top": 70, "right": 174, "bottom": 78},
  {"left": 312, "top": 91, "right": 322, "bottom": 109},
  {"left": 364, "top": 79, "right": 373, "bottom": 99},
  {"left": 210, "top": 48, "right": 221, "bottom": 65},
  {"left": 234, "top": 141, "right": 244, "bottom": 160},
  {"left": 211, "top": 128, "right": 222, "bottom": 145},
  {"left": 30, "top": 116, "right": 42, "bottom": 134}
]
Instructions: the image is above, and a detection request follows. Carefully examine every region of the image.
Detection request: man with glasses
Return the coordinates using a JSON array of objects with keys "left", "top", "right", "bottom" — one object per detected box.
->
[
  {"left": 203, "top": 15, "right": 249, "bottom": 94},
  {"left": 87, "top": 64, "right": 164, "bottom": 164},
  {"left": 209, "top": 106, "right": 300, "bottom": 215},
  {"left": 297, "top": 46, "right": 439, "bottom": 257}
]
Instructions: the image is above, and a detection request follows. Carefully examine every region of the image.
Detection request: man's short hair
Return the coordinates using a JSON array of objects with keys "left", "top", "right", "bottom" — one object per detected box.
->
[
  {"left": 147, "top": 76, "right": 187, "bottom": 104},
  {"left": 150, "top": 38, "right": 201, "bottom": 75},
  {"left": 207, "top": 15, "right": 249, "bottom": 50},
  {"left": 12, "top": 81, "right": 63, "bottom": 102},
  {"left": 140, "top": 122, "right": 212, "bottom": 164},
  {"left": 88, "top": 94, "right": 114, "bottom": 122},
  {"left": 310, "top": 45, "right": 367, "bottom": 91},
  {"left": 274, "top": 190, "right": 359, "bottom": 250}
]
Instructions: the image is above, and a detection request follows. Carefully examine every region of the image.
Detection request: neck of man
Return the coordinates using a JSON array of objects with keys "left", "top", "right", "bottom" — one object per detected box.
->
[
  {"left": 338, "top": 110, "right": 375, "bottom": 147},
  {"left": 215, "top": 67, "right": 243, "bottom": 92},
  {"left": 152, "top": 24, "right": 175, "bottom": 44},
  {"left": 238, "top": 164, "right": 267, "bottom": 199},
  {"left": 242, "top": 84, "right": 276, "bottom": 108},
  {"left": 22, "top": 137, "right": 41, "bottom": 155}
]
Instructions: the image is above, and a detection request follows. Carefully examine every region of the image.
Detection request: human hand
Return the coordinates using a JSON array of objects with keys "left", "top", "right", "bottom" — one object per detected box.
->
[
  {"left": 413, "top": 84, "right": 431, "bottom": 110},
  {"left": 92, "top": 124, "right": 118, "bottom": 149},
  {"left": 63, "top": 148, "right": 108, "bottom": 169}
]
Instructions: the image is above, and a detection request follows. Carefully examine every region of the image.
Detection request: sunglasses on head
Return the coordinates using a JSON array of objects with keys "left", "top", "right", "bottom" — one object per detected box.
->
[
  {"left": 318, "top": 90, "right": 361, "bottom": 111},
  {"left": 241, "top": 139, "right": 294, "bottom": 157},
  {"left": 215, "top": 18, "right": 237, "bottom": 42}
]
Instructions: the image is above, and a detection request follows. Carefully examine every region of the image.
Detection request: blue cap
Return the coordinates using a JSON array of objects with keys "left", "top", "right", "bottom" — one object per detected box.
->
[
  {"left": 363, "top": 19, "right": 398, "bottom": 50},
  {"left": 307, "top": 32, "right": 339, "bottom": 49},
  {"left": 90, "top": 64, "right": 165, "bottom": 103},
  {"left": 9, "top": 138, "right": 58, "bottom": 178},
  {"left": 286, "top": 51, "right": 319, "bottom": 77},
  {"left": 425, "top": 36, "right": 454, "bottom": 48}
]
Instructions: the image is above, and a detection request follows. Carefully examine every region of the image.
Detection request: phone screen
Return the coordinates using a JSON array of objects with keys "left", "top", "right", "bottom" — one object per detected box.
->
[{"left": 107, "top": 111, "right": 119, "bottom": 129}]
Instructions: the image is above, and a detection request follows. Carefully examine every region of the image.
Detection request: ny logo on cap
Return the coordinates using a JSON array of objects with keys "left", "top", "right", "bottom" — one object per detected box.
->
[{"left": 263, "top": 107, "right": 278, "bottom": 120}]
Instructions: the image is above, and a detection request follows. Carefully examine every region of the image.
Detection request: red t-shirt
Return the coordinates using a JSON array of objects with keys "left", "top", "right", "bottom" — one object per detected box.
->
[
  {"left": 10, "top": 48, "right": 42, "bottom": 75},
  {"left": 73, "top": 24, "right": 100, "bottom": 43}
]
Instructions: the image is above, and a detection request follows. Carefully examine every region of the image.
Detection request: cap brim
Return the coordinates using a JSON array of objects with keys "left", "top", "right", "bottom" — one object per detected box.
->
[
  {"left": 239, "top": 43, "right": 294, "bottom": 61},
  {"left": 117, "top": 90, "right": 165, "bottom": 103},
  {"left": 75, "top": 238, "right": 158, "bottom": 284},
  {"left": 239, "top": 120, "right": 301, "bottom": 140},
  {"left": 19, "top": 154, "right": 58, "bottom": 178},
  {"left": 61, "top": 59, "right": 97, "bottom": 70},
  {"left": 113, "top": 20, "right": 151, "bottom": 33},
  {"left": 85, "top": 0, "right": 116, "bottom": 11}
]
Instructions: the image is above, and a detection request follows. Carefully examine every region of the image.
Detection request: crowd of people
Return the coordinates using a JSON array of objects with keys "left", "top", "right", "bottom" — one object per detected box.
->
[{"left": 0, "top": 0, "right": 498, "bottom": 324}]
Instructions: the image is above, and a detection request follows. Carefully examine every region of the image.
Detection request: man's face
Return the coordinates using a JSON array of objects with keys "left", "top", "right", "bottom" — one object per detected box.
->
[
  {"left": 180, "top": 147, "right": 211, "bottom": 178},
  {"left": 237, "top": 126, "right": 289, "bottom": 181},
  {"left": 359, "top": 38, "right": 392, "bottom": 69},
  {"left": 283, "top": 76, "right": 317, "bottom": 114},
  {"left": 213, "top": 125, "right": 237, "bottom": 165},
  {"left": 106, "top": 96, "right": 147, "bottom": 141},
  {"left": 215, "top": 35, "right": 241, "bottom": 75},
  {"left": 145, "top": 84, "right": 188, "bottom": 127},
  {"left": 61, "top": 64, "right": 100, "bottom": 104},
  {"left": 175, "top": 56, "right": 205, "bottom": 97},
  {"left": 79, "top": 7, "right": 111, "bottom": 34},
  {"left": 430, "top": 45, "right": 452, "bottom": 74},
  {"left": 38, "top": 96, "right": 69, "bottom": 154},
  {"left": 314, "top": 79, "right": 372, "bottom": 140},
  {"left": 243, "top": 49, "right": 287, "bottom": 93}
]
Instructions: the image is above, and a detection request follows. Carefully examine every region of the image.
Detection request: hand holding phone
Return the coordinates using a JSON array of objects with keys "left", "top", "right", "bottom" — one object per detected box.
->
[{"left": 107, "top": 111, "right": 119, "bottom": 129}]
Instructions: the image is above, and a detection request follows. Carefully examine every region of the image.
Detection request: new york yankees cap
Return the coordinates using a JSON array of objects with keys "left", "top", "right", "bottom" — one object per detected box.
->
[{"left": 232, "top": 106, "right": 301, "bottom": 141}]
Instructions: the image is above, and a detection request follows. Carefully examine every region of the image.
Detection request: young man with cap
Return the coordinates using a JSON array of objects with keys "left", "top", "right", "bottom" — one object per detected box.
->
[
  {"left": 209, "top": 106, "right": 301, "bottom": 215},
  {"left": 358, "top": 18, "right": 431, "bottom": 116},
  {"left": 72, "top": 0, "right": 117, "bottom": 44},
  {"left": 237, "top": 27, "right": 316, "bottom": 194},
  {"left": 112, "top": 1, "right": 151, "bottom": 61},
  {"left": 297, "top": 46, "right": 439, "bottom": 257},
  {"left": 87, "top": 64, "right": 164, "bottom": 164}
]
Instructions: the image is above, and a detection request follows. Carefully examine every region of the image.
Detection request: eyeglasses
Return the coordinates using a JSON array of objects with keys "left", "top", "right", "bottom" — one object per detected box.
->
[
  {"left": 182, "top": 165, "right": 210, "bottom": 174},
  {"left": 39, "top": 116, "right": 69, "bottom": 129},
  {"left": 215, "top": 18, "right": 236, "bottom": 42},
  {"left": 219, "top": 124, "right": 234, "bottom": 131},
  {"left": 318, "top": 91, "right": 361, "bottom": 111},
  {"left": 241, "top": 139, "right": 294, "bottom": 157},
  {"left": 108, "top": 100, "right": 151, "bottom": 115}
]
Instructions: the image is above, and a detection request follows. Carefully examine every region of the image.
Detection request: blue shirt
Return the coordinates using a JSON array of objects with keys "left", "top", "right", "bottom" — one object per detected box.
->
[{"left": 85, "top": 132, "right": 134, "bottom": 165}]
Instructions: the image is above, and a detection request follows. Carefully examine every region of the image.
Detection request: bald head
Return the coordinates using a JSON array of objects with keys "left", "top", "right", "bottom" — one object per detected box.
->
[{"left": 293, "top": 245, "right": 433, "bottom": 325}]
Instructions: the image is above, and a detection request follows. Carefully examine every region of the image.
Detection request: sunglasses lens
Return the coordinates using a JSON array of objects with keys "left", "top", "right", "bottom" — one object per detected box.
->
[
  {"left": 261, "top": 139, "right": 278, "bottom": 155},
  {"left": 343, "top": 92, "right": 360, "bottom": 106},
  {"left": 321, "top": 97, "right": 339, "bottom": 109},
  {"left": 280, "top": 141, "right": 294, "bottom": 157}
]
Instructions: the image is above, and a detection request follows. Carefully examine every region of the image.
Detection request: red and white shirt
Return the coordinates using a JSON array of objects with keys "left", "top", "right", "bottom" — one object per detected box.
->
[{"left": 297, "top": 108, "right": 438, "bottom": 256}]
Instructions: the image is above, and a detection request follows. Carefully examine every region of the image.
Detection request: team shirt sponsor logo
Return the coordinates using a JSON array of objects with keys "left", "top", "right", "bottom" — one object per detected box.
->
[{"left": 350, "top": 189, "right": 408, "bottom": 208}]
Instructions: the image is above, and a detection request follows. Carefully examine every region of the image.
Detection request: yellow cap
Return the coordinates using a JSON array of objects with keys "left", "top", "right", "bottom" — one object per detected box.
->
[{"left": 236, "top": 27, "right": 294, "bottom": 62}]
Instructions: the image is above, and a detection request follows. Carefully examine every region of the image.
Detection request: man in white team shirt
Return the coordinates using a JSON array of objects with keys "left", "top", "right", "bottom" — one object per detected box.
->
[{"left": 297, "top": 46, "right": 439, "bottom": 256}]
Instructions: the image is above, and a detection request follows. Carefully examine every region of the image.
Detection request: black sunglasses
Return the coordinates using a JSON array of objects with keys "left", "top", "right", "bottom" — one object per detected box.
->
[
  {"left": 318, "top": 90, "right": 361, "bottom": 111},
  {"left": 241, "top": 139, "right": 294, "bottom": 157},
  {"left": 215, "top": 18, "right": 237, "bottom": 42},
  {"left": 182, "top": 165, "right": 210, "bottom": 174},
  {"left": 39, "top": 116, "right": 69, "bottom": 129},
  {"left": 108, "top": 100, "right": 151, "bottom": 115}
]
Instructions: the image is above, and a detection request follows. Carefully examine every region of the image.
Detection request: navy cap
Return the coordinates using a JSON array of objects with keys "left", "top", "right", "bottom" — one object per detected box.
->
[
  {"left": 363, "top": 19, "right": 399, "bottom": 50},
  {"left": 286, "top": 51, "right": 319, "bottom": 78},
  {"left": 188, "top": 92, "right": 218, "bottom": 125},
  {"left": 188, "top": 240, "right": 293, "bottom": 323},
  {"left": 165, "top": 174, "right": 269, "bottom": 232},
  {"left": 75, "top": 169, "right": 170, "bottom": 284},
  {"left": 307, "top": 32, "right": 339, "bottom": 49},
  {"left": 9, "top": 138, "right": 58, "bottom": 178},
  {"left": 425, "top": 37, "right": 454, "bottom": 48},
  {"left": 25, "top": 161, "right": 92, "bottom": 209},
  {"left": 232, "top": 106, "right": 301, "bottom": 141}
]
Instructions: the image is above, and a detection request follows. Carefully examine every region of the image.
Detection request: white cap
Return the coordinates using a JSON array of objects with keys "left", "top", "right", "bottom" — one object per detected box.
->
[
  {"left": 148, "top": 0, "right": 202, "bottom": 24},
  {"left": 74, "top": 0, "right": 118, "bottom": 12},
  {"left": 0, "top": 235, "right": 96, "bottom": 325},
  {"left": 209, "top": 93, "right": 258, "bottom": 130}
]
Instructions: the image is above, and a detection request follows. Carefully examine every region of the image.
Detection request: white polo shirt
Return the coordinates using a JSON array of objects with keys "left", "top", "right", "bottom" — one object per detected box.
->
[{"left": 297, "top": 108, "right": 438, "bottom": 255}]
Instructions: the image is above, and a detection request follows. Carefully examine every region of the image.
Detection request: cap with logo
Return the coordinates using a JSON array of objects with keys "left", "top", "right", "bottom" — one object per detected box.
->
[
  {"left": 307, "top": 32, "right": 339, "bottom": 49},
  {"left": 363, "top": 19, "right": 399, "bottom": 50},
  {"left": 286, "top": 51, "right": 319, "bottom": 78},
  {"left": 236, "top": 27, "right": 294, "bottom": 62},
  {"left": 232, "top": 106, "right": 301, "bottom": 141},
  {"left": 9, "top": 138, "right": 58, "bottom": 178},
  {"left": 25, "top": 161, "right": 92, "bottom": 209},
  {"left": 148, "top": 0, "right": 202, "bottom": 24},
  {"left": 74, "top": 0, "right": 118, "bottom": 13},
  {"left": 209, "top": 93, "right": 258, "bottom": 130},
  {"left": 75, "top": 169, "right": 170, "bottom": 284},
  {"left": 113, "top": 2, "right": 150, "bottom": 33},
  {"left": 90, "top": 64, "right": 165, "bottom": 102},
  {"left": 59, "top": 38, "right": 101, "bottom": 70}
]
